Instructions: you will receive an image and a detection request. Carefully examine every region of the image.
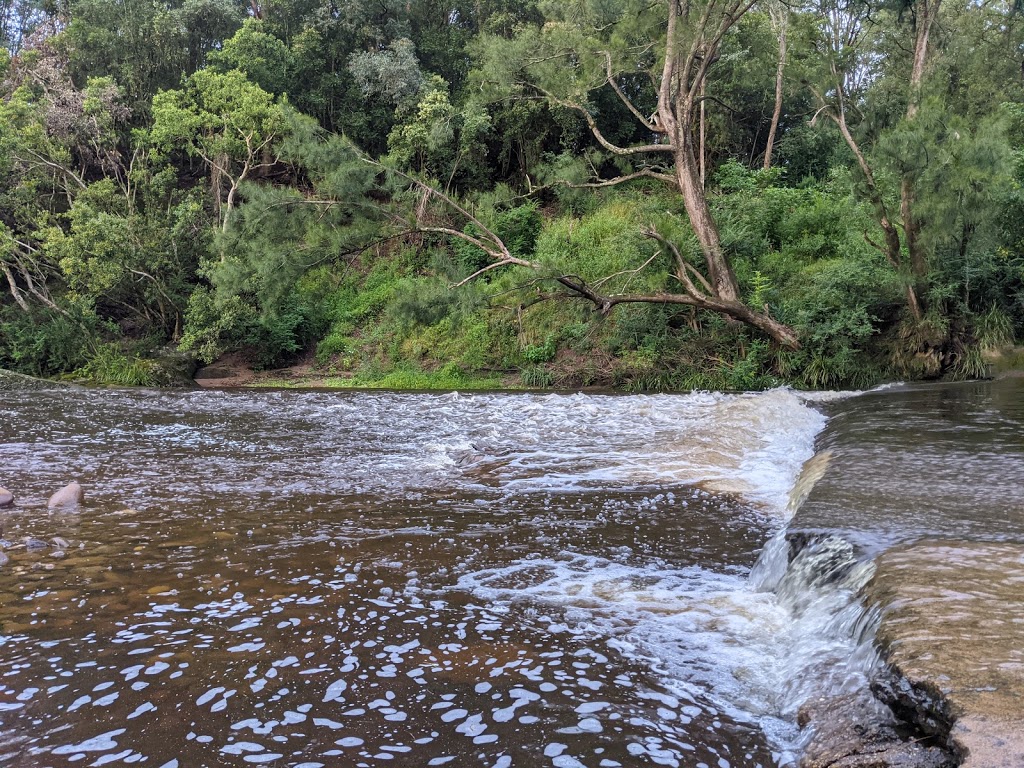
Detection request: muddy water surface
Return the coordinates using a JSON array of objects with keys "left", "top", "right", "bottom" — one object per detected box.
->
[{"left": 0, "top": 388, "right": 829, "bottom": 768}]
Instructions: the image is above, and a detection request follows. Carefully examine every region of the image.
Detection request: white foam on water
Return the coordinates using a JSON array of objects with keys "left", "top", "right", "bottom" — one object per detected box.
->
[
  {"left": 458, "top": 550, "right": 877, "bottom": 763},
  {"left": 424, "top": 388, "right": 829, "bottom": 518}
]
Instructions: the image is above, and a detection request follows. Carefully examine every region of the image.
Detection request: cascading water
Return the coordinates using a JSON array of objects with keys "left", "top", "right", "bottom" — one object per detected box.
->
[{"left": 3, "top": 380, "right": 1011, "bottom": 767}]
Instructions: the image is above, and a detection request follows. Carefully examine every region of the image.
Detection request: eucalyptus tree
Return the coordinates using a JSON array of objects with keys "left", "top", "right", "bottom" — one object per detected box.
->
[
  {"left": 472, "top": 0, "right": 800, "bottom": 346},
  {"left": 762, "top": 0, "right": 789, "bottom": 169}
]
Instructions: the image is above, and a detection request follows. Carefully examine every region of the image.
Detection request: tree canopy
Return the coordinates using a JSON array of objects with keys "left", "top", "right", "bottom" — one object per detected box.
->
[{"left": 2, "top": 0, "right": 1023, "bottom": 388}]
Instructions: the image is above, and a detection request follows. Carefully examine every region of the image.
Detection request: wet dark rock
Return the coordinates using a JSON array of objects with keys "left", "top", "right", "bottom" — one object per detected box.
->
[
  {"left": 149, "top": 348, "right": 199, "bottom": 388},
  {"left": 0, "top": 551, "right": 8, "bottom": 567},
  {"left": 798, "top": 692, "right": 955, "bottom": 768},
  {"left": 24, "top": 537, "right": 48, "bottom": 551},
  {"left": 786, "top": 530, "right": 829, "bottom": 561},
  {"left": 0, "top": 487, "right": 13, "bottom": 507},
  {"left": 782, "top": 533, "right": 861, "bottom": 591},
  {"left": 871, "top": 673, "right": 952, "bottom": 741},
  {"left": 48, "top": 482, "right": 84, "bottom": 508}
]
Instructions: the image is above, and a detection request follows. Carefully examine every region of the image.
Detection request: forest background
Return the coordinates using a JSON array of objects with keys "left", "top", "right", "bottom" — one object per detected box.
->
[{"left": 2, "top": 0, "right": 1024, "bottom": 391}]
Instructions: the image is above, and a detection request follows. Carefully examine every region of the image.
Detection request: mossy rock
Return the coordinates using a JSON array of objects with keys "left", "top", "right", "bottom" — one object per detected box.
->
[
  {"left": 0, "top": 369, "right": 67, "bottom": 392},
  {"left": 147, "top": 348, "right": 200, "bottom": 388}
]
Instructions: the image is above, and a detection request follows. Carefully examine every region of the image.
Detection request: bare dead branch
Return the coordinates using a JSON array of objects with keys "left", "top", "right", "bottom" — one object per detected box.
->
[{"left": 564, "top": 168, "right": 678, "bottom": 188}]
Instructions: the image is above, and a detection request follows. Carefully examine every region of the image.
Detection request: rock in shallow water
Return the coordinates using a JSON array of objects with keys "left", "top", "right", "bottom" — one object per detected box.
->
[
  {"left": 798, "top": 691, "right": 954, "bottom": 768},
  {"left": 0, "top": 487, "right": 13, "bottom": 507},
  {"left": 47, "top": 482, "right": 84, "bottom": 508}
]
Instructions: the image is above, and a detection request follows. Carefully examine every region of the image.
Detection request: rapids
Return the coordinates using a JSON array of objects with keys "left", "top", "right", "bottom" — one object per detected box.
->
[{"left": 0, "top": 380, "right": 1019, "bottom": 766}]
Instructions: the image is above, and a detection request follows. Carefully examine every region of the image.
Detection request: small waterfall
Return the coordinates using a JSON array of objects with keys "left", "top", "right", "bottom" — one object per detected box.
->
[{"left": 742, "top": 437, "right": 896, "bottom": 766}]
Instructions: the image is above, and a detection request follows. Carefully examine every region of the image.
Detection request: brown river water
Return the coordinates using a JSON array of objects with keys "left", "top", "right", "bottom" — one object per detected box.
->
[{"left": 1, "top": 380, "right": 1021, "bottom": 767}]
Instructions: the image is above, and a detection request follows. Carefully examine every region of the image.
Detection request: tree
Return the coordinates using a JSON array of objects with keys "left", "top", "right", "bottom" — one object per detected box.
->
[
  {"left": 0, "top": 37, "right": 134, "bottom": 316},
  {"left": 385, "top": 77, "right": 492, "bottom": 192},
  {"left": 806, "top": 0, "right": 941, "bottom": 320},
  {"left": 472, "top": 0, "right": 800, "bottom": 346},
  {"left": 763, "top": 0, "right": 789, "bottom": 170},
  {"left": 150, "top": 68, "right": 286, "bottom": 233},
  {"left": 208, "top": 18, "right": 295, "bottom": 95},
  {"left": 61, "top": 0, "right": 248, "bottom": 108}
]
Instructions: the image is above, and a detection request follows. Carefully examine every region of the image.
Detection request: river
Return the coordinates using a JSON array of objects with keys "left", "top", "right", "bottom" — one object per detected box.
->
[{"left": 0, "top": 380, "right": 1020, "bottom": 767}]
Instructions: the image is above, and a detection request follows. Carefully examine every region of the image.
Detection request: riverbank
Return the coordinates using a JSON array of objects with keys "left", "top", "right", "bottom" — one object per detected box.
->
[
  {"left": 188, "top": 342, "right": 1024, "bottom": 392},
  {"left": 193, "top": 352, "right": 514, "bottom": 390}
]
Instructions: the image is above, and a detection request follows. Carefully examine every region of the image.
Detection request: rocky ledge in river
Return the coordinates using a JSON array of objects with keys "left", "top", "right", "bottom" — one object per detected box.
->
[
  {"left": 799, "top": 539, "right": 1024, "bottom": 768},
  {"left": 798, "top": 689, "right": 954, "bottom": 768},
  {"left": 0, "top": 368, "right": 66, "bottom": 391},
  {"left": 866, "top": 541, "right": 1024, "bottom": 768}
]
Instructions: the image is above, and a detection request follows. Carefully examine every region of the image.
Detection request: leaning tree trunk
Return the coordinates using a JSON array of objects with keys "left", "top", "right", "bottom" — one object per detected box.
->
[
  {"left": 674, "top": 124, "right": 741, "bottom": 304},
  {"left": 764, "top": 3, "right": 787, "bottom": 170}
]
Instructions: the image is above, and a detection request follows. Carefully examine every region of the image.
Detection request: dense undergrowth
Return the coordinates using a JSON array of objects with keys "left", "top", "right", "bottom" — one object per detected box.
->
[
  {"left": 2, "top": 1, "right": 1023, "bottom": 391},
  {"left": 176, "top": 170, "right": 1021, "bottom": 392}
]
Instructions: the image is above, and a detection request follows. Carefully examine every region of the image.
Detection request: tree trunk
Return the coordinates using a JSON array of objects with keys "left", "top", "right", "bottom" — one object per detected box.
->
[
  {"left": 674, "top": 140, "right": 740, "bottom": 304},
  {"left": 906, "top": 0, "right": 940, "bottom": 120},
  {"left": 898, "top": 0, "right": 940, "bottom": 311},
  {"left": 699, "top": 79, "right": 707, "bottom": 186},
  {"left": 763, "top": 7, "right": 787, "bottom": 170}
]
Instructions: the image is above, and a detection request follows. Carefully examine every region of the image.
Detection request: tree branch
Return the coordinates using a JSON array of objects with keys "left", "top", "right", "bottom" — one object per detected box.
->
[
  {"left": 603, "top": 51, "right": 664, "bottom": 132},
  {"left": 529, "top": 83, "right": 675, "bottom": 156}
]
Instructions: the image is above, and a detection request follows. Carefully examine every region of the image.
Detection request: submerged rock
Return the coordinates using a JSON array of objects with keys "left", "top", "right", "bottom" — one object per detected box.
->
[
  {"left": 0, "top": 487, "right": 12, "bottom": 507},
  {"left": 48, "top": 482, "right": 84, "bottom": 508}
]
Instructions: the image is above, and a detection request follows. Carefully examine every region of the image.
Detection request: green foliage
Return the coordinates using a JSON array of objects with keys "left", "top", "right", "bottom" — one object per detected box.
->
[
  {"left": 385, "top": 79, "right": 492, "bottom": 189},
  {"left": 348, "top": 38, "right": 424, "bottom": 106},
  {"left": 522, "top": 334, "right": 557, "bottom": 363},
  {"left": 4, "top": 0, "right": 1024, "bottom": 391},
  {"left": 150, "top": 68, "right": 285, "bottom": 164},
  {"left": 534, "top": 198, "right": 665, "bottom": 286},
  {"left": 75, "top": 344, "right": 161, "bottom": 386},
  {"left": 520, "top": 365, "right": 553, "bottom": 388},
  {"left": 209, "top": 19, "right": 295, "bottom": 95},
  {"left": 0, "top": 304, "right": 102, "bottom": 376},
  {"left": 62, "top": 0, "right": 245, "bottom": 106},
  {"left": 977, "top": 305, "right": 1015, "bottom": 351},
  {"left": 342, "top": 364, "right": 503, "bottom": 391},
  {"left": 179, "top": 287, "right": 260, "bottom": 365},
  {"left": 150, "top": 68, "right": 286, "bottom": 231},
  {"left": 451, "top": 201, "right": 541, "bottom": 273}
]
